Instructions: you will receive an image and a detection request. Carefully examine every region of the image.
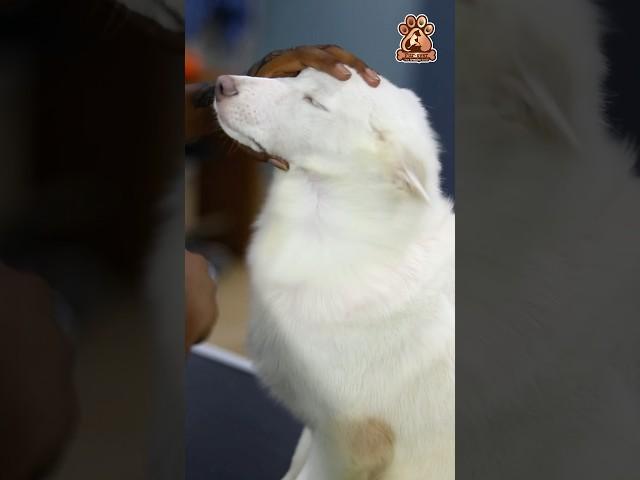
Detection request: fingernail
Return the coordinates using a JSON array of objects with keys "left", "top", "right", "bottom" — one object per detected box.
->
[
  {"left": 268, "top": 157, "right": 290, "bottom": 171},
  {"left": 337, "top": 63, "right": 351, "bottom": 78},
  {"left": 365, "top": 67, "right": 380, "bottom": 83}
]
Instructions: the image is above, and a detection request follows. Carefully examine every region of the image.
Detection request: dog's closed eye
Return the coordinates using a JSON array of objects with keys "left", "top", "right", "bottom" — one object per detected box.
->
[{"left": 303, "top": 94, "right": 329, "bottom": 112}]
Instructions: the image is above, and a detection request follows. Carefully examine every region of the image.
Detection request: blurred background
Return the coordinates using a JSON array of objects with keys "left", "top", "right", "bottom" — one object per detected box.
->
[{"left": 184, "top": 0, "right": 454, "bottom": 358}]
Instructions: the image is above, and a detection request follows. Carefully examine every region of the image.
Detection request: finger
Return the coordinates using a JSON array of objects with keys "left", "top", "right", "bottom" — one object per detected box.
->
[
  {"left": 255, "top": 46, "right": 352, "bottom": 81},
  {"left": 247, "top": 48, "right": 286, "bottom": 76},
  {"left": 251, "top": 47, "right": 307, "bottom": 78},
  {"left": 321, "top": 45, "right": 367, "bottom": 74},
  {"left": 292, "top": 46, "right": 352, "bottom": 80},
  {"left": 255, "top": 54, "right": 305, "bottom": 78},
  {"left": 321, "top": 45, "right": 380, "bottom": 87},
  {"left": 249, "top": 46, "right": 378, "bottom": 86},
  {"left": 194, "top": 303, "right": 217, "bottom": 344}
]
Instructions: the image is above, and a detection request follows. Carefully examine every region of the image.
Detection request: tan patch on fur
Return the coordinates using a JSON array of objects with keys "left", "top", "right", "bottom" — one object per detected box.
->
[{"left": 338, "top": 417, "right": 395, "bottom": 480}]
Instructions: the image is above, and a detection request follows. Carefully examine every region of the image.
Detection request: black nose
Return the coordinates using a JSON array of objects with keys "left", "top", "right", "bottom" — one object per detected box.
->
[{"left": 216, "top": 75, "right": 238, "bottom": 100}]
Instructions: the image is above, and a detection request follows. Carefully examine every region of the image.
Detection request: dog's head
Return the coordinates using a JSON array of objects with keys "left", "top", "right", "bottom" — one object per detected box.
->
[{"left": 214, "top": 67, "right": 442, "bottom": 202}]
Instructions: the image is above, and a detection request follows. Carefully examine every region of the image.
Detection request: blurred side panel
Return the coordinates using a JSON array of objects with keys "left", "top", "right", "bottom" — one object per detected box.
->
[
  {"left": 0, "top": 1, "right": 184, "bottom": 479},
  {"left": 456, "top": 0, "right": 640, "bottom": 478}
]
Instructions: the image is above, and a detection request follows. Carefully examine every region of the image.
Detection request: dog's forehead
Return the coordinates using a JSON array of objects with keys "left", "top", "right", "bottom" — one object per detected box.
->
[{"left": 277, "top": 68, "right": 414, "bottom": 123}]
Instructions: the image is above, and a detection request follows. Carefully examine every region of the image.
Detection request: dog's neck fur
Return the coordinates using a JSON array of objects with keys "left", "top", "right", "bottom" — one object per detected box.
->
[{"left": 250, "top": 165, "right": 451, "bottom": 290}]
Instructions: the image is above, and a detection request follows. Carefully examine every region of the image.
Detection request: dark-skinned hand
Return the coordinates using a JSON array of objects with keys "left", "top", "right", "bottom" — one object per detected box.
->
[
  {"left": 185, "top": 251, "right": 218, "bottom": 353},
  {"left": 185, "top": 45, "right": 379, "bottom": 142}
]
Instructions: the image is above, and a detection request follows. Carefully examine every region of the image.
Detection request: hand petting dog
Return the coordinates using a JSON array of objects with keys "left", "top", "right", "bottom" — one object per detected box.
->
[
  {"left": 185, "top": 45, "right": 379, "bottom": 143},
  {"left": 183, "top": 46, "right": 380, "bottom": 349},
  {"left": 185, "top": 251, "right": 218, "bottom": 353},
  {"left": 247, "top": 44, "right": 380, "bottom": 86}
]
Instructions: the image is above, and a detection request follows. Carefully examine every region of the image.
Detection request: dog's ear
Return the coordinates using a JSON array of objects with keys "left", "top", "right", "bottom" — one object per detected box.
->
[
  {"left": 370, "top": 118, "right": 431, "bottom": 202},
  {"left": 396, "top": 149, "right": 430, "bottom": 202}
]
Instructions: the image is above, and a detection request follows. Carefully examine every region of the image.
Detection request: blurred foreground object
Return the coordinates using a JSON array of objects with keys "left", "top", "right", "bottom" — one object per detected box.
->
[
  {"left": 1, "top": 0, "right": 184, "bottom": 478},
  {"left": 185, "top": 250, "right": 218, "bottom": 353},
  {"left": 0, "top": 264, "right": 77, "bottom": 479}
]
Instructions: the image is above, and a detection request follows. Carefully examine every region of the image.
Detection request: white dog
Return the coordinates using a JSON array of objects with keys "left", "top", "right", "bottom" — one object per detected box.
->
[{"left": 214, "top": 67, "right": 454, "bottom": 479}]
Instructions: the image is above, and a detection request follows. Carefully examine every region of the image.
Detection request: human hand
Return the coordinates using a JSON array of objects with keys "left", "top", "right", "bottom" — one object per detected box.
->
[
  {"left": 185, "top": 251, "right": 218, "bottom": 353},
  {"left": 247, "top": 44, "right": 380, "bottom": 87}
]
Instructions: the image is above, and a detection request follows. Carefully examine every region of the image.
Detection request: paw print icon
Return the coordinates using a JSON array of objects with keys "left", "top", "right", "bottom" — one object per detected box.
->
[{"left": 396, "top": 14, "right": 437, "bottom": 63}]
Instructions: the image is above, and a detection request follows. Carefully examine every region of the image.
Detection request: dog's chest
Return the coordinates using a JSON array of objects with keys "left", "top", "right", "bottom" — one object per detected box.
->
[{"left": 248, "top": 282, "right": 453, "bottom": 423}]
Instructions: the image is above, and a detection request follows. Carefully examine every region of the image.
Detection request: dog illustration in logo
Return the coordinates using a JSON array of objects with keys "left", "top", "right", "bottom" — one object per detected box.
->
[{"left": 397, "top": 14, "right": 437, "bottom": 62}]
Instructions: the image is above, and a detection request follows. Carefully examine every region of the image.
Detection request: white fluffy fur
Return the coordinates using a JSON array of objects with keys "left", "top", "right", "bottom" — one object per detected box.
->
[
  {"left": 457, "top": 0, "right": 640, "bottom": 478},
  {"left": 215, "top": 68, "right": 454, "bottom": 479}
]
